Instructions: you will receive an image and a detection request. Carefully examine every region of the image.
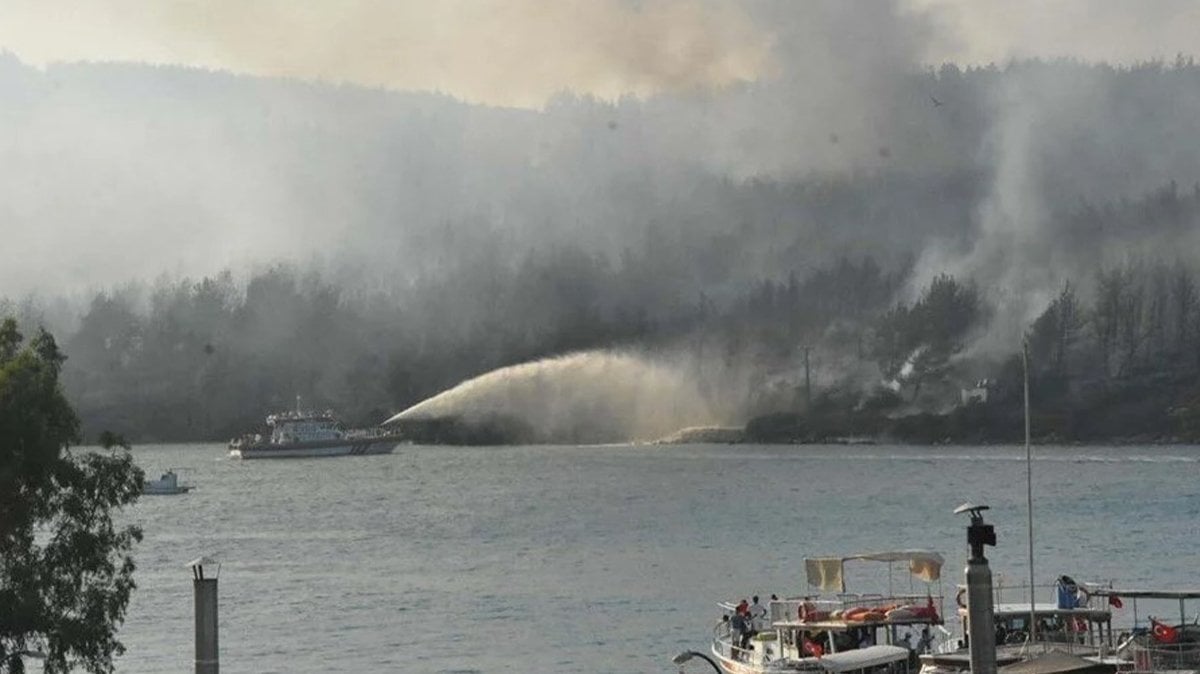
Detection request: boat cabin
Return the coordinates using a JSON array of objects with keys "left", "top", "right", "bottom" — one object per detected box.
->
[{"left": 266, "top": 410, "right": 343, "bottom": 444}]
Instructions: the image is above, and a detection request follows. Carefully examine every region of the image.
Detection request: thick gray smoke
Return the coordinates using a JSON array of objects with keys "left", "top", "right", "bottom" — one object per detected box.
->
[
  {"left": 6, "top": 3, "right": 1200, "bottom": 441},
  {"left": 911, "top": 60, "right": 1200, "bottom": 355}
]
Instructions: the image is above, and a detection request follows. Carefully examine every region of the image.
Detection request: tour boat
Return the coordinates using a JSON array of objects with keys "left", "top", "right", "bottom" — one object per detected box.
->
[
  {"left": 143, "top": 470, "right": 191, "bottom": 495},
  {"left": 228, "top": 398, "right": 405, "bottom": 459},
  {"left": 701, "top": 550, "right": 950, "bottom": 674}
]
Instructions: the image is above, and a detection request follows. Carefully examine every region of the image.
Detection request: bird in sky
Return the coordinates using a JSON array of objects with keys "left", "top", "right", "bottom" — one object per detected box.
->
[{"left": 930, "top": 95, "right": 944, "bottom": 107}]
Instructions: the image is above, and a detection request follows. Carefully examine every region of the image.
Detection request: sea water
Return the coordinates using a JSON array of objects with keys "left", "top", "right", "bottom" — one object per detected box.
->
[{"left": 115, "top": 443, "right": 1200, "bottom": 673}]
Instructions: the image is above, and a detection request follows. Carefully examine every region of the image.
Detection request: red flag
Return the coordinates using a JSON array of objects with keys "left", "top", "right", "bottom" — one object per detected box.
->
[{"left": 803, "top": 638, "right": 825, "bottom": 658}]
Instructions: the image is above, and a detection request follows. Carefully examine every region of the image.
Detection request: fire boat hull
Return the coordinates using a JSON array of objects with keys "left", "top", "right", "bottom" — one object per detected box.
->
[{"left": 228, "top": 437, "right": 402, "bottom": 459}]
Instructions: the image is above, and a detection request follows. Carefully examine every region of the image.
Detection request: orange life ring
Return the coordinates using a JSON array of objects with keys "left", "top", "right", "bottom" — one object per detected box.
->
[
  {"left": 956, "top": 589, "right": 967, "bottom": 609},
  {"left": 843, "top": 607, "right": 872, "bottom": 621}
]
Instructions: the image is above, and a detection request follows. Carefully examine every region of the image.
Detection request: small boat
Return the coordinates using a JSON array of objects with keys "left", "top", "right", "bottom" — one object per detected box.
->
[
  {"left": 143, "top": 470, "right": 191, "bottom": 495},
  {"left": 920, "top": 577, "right": 1120, "bottom": 674},
  {"left": 228, "top": 397, "right": 405, "bottom": 459},
  {"left": 706, "top": 550, "right": 950, "bottom": 673},
  {"left": 1090, "top": 588, "right": 1200, "bottom": 673}
]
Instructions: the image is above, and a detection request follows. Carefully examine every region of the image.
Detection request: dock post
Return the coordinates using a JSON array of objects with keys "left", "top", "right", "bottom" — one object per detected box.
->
[{"left": 188, "top": 557, "right": 220, "bottom": 674}]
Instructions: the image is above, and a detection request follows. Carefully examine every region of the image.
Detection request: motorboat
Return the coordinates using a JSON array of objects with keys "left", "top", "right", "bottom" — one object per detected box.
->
[
  {"left": 143, "top": 470, "right": 191, "bottom": 495},
  {"left": 707, "top": 550, "right": 950, "bottom": 673},
  {"left": 920, "top": 577, "right": 1120, "bottom": 674},
  {"left": 1091, "top": 588, "right": 1200, "bottom": 673},
  {"left": 229, "top": 397, "right": 405, "bottom": 459}
]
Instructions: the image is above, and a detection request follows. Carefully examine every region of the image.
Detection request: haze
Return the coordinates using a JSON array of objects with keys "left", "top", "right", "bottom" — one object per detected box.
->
[{"left": 3, "top": 1, "right": 1200, "bottom": 441}]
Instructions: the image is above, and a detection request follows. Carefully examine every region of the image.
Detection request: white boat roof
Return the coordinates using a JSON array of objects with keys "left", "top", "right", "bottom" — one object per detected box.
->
[
  {"left": 1089, "top": 589, "right": 1200, "bottom": 600},
  {"left": 843, "top": 550, "right": 945, "bottom": 565},
  {"left": 807, "top": 550, "right": 944, "bottom": 591},
  {"left": 988, "top": 603, "right": 1111, "bottom": 618},
  {"left": 816, "top": 645, "right": 910, "bottom": 672}
]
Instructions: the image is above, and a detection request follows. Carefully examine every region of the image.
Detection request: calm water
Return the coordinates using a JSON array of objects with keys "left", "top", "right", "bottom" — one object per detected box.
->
[{"left": 114, "top": 443, "right": 1200, "bottom": 673}]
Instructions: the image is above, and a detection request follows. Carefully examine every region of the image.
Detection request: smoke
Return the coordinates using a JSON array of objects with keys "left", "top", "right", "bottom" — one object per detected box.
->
[
  {"left": 912, "top": 0, "right": 1200, "bottom": 67},
  {"left": 387, "top": 350, "right": 719, "bottom": 443},
  {"left": 6, "top": 2, "right": 1200, "bottom": 434},
  {"left": 911, "top": 59, "right": 1200, "bottom": 355},
  {"left": 0, "top": 0, "right": 772, "bottom": 109}
]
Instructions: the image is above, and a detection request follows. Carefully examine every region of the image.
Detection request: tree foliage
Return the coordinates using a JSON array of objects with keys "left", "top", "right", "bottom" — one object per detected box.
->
[
  {"left": 0, "top": 318, "right": 143, "bottom": 674},
  {"left": 873, "top": 274, "right": 983, "bottom": 400}
]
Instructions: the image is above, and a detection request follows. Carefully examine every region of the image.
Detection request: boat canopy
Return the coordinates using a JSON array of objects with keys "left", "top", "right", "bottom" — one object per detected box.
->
[
  {"left": 815, "top": 645, "right": 910, "bottom": 672},
  {"left": 806, "top": 550, "right": 944, "bottom": 592}
]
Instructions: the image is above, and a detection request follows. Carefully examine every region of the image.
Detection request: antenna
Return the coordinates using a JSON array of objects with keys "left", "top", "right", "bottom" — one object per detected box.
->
[
  {"left": 1023, "top": 337, "right": 1037, "bottom": 645},
  {"left": 953, "top": 502, "right": 990, "bottom": 519}
]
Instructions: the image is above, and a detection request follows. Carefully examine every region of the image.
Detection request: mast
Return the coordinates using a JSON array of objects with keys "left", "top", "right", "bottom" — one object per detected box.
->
[{"left": 1023, "top": 338, "right": 1037, "bottom": 645}]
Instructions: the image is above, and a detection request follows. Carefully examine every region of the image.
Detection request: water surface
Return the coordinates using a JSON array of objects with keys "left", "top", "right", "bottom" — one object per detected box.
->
[{"left": 117, "top": 443, "right": 1200, "bottom": 672}]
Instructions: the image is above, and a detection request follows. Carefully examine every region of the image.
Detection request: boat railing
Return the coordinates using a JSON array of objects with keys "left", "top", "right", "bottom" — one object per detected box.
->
[
  {"left": 771, "top": 599, "right": 839, "bottom": 625},
  {"left": 962, "top": 580, "right": 1115, "bottom": 610},
  {"left": 839, "top": 593, "right": 942, "bottom": 612},
  {"left": 770, "top": 594, "right": 945, "bottom": 627},
  {"left": 1123, "top": 640, "right": 1200, "bottom": 671},
  {"left": 711, "top": 617, "right": 758, "bottom": 664}
]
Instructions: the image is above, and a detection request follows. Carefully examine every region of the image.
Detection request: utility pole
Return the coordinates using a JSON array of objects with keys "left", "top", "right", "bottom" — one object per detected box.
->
[{"left": 803, "top": 346, "right": 812, "bottom": 409}]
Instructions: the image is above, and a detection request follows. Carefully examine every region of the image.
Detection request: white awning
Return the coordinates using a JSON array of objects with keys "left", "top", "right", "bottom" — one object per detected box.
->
[
  {"left": 806, "top": 550, "right": 944, "bottom": 591},
  {"left": 817, "top": 645, "right": 911, "bottom": 672},
  {"left": 847, "top": 550, "right": 944, "bottom": 582}
]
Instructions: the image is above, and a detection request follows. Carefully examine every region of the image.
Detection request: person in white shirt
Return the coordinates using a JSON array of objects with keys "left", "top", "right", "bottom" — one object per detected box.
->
[{"left": 749, "top": 595, "right": 767, "bottom": 632}]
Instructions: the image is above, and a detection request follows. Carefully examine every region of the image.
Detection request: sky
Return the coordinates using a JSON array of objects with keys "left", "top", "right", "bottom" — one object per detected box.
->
[{"left": 2, "top": 0, "right": 1199, "bottom": 108}]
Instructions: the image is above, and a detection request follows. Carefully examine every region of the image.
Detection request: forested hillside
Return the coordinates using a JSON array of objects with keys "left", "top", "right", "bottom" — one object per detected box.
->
[{"left": 5, "top": 54, "right": 1200, "bottom": 442}]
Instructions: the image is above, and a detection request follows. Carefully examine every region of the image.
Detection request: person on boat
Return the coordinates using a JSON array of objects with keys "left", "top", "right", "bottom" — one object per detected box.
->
[
  {"left": 736, "top": 598, "right": 749, "bottom": 616},
  {"left": 857, "top": 627, "right": 875, "bottom": 648},
  {"left": 917, "top": 626, "right": 934, "bottom": 654},
  {"left": 730, "top": 610, "right": 750, "bottom": 658},
  {"left": 750, "top": 595, "right": 766, "bottom": 632}
]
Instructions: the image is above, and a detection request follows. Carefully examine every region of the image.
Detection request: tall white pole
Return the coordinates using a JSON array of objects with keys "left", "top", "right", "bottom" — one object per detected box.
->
[{"left": 1023, "top": 338, "right": 1037, "bottom": 646}]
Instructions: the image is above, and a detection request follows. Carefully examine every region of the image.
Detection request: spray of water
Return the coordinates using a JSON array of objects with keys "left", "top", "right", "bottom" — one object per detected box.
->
[{"left": 386, "top": 349, "right": 717, "bottom": 443}]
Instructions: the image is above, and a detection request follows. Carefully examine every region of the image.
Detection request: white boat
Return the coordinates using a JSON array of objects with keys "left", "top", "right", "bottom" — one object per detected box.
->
[
  {"left": 143, "top": 470, "right": 191, "bottom": 495},
  {"left": 228, "top": 398, "right": 405, "bottom": 459},
  {"left": 919, "top": 578, "right": 1120, "bottom": 674},
  {"left": 920, "top": 581, "right": 1200, "bottom": 674},
  {"left": 704, "top": 551, "right": 950, "bottom": 674}
]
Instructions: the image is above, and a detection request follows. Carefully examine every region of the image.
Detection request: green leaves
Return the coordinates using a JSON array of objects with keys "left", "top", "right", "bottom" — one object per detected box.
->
[{"left": 1, "top": 322, "right": 142, "bottom": 674}]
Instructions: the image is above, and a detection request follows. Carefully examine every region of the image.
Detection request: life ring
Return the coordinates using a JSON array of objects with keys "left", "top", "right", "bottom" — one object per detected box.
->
[
  {"left": 843, "top": 607, "right": 873, "bottom": 621},
  {"left": 956, "top": 589, "right": 967, "bottom": 609}
]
